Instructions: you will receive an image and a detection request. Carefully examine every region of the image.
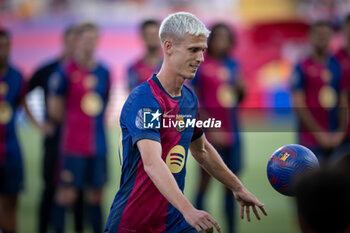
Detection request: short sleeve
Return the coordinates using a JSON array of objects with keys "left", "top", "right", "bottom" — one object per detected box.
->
[
  {"left": 291, "top": 65, "right": 304, "bottom": 91},
  {"left": 48, "top": 66, "right": 67, "bottom": 96},
  {"left": 191, "top": 99, "right": 204, "bottom": 141},
  {"left": 121, "top": 92, "right": 161, "bottom": 146}
]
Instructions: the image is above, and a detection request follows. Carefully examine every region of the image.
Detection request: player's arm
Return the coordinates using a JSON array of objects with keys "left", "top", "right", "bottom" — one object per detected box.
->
[
  {"left": 190, "top": 134, "right": 267, "bottom": 221},
  {"left": 47, "top": 70, "right": 67, "bottom": 123},
  {"left": 137, "top": 139, "right": 221, "bottom": 233},
  {"left": 47, "top": 95, "right": 65, "bottom": 123}
]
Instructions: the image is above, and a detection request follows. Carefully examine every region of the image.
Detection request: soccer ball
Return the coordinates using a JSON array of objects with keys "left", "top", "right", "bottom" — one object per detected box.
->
[{"left": 267, "top": 144, "right": 319, "bottom": 196}]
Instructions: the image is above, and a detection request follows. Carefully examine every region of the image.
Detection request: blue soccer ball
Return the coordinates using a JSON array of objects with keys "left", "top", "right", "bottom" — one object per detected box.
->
[{"left": 267, "top": 144, "right": 319, "bottom": 196}]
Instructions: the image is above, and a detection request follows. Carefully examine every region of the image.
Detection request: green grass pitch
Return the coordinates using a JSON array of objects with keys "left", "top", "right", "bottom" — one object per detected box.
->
[{"left": 17, "top": 125, "right": 300, "bottom": 233}]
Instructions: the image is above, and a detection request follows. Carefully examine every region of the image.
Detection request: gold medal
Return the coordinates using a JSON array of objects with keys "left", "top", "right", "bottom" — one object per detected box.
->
[
  {"left": 318, "top": 86, "right": 337, "bottom": 108},
  {"left": 0, "top": 101, "right": 12, "bottom": 124},
  {"left": 83, "top": 74, "right": 97, "bottom": 90},
  {"left": 80, "top": 92, "right": 103, "bottom": 116},
  {"left": 0, "top": 82, "right": 8, "bottom": 96},
  {"left": 321, "top": 69, "right": 332, "bottom": 83},
  {"left": 217, "top": 84, "right": 237, "bottom": 107}
]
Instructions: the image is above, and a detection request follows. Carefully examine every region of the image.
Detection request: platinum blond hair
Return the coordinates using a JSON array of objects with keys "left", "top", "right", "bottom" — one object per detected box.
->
[{"left": 159, "top": 12, "right": 210, "bottom": 45}]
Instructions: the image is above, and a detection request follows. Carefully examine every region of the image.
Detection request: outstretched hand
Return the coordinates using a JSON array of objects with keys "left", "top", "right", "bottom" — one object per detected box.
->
[
  {"left": 233, "top": 187, "right": 268, "bottom": 222},
  {"left": 183, "top": 207, "right": 221, "bottom": 233}
]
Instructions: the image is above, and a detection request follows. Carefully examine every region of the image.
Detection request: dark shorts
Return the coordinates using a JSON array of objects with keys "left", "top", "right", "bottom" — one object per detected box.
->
[
  {"left": 217, "top": 143, "right": 242, "bottom": 174},
  {"left": 0, "top": 161, "right": 23, "bottom": 194},
  {"left": 59, "top": 155, "right": 107, "bottom": 189}
]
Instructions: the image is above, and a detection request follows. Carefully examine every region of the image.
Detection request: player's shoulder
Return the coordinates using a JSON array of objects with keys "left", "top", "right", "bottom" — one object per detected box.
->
[
  {"left": 128, "top": 81, "right": 157, "bottom": 102},
  {"left": 224, "top": 56, "right": 239, "bottom": 67},
  {"left": 36, "top": 58, "right": 60, "bottom": 71},
  {"left": 96, "top": 61, "right": 110, "bottom": 74},
  {"left": 7, "top": 64, "right": 23, "bottom": 80},
  {"left": 121, "top": 81, "right": 160, "bottom": 117}
]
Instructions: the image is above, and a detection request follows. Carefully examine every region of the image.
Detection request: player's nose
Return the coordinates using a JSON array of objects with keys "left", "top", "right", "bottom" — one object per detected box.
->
[{"left": 196, "top": 51, "right": 204, "bottom": 63}]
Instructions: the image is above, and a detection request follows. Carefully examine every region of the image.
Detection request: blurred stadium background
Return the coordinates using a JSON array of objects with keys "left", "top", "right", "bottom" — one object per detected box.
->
[{"left": 2, "top": 0, "right": 350, "bottom": 232}]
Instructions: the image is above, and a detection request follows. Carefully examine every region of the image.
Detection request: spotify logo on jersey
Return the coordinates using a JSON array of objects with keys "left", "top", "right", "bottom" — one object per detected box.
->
[{"left": 166, "top": 145, "right": 186, "bottom": 174}]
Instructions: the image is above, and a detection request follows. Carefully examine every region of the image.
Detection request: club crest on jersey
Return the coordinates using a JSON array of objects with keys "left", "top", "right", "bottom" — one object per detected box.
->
[
  {"left": 175, "top": 115, "right": 185, "bottom": 132},
  {"left": 166, "top": 145, "right": 186, "bottom": 173}
]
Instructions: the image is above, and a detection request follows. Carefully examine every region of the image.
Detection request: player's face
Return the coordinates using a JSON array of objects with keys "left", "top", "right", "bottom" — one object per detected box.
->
[
  {"left": 310, "top": 26, "right": 332, "bottom": 53},
  {"left": 142, "top": 24, "right": 160, "bottom": 51},
  {"left": 0, "top": 36, "right": 9, "bottom": 66},
  {"left": 76, "top": 29, "right": 99, "bottom": 57},
  {"left": 170, "top": 34, "right": 207, "bottom": 80},
  {"left": 210, "top": 27, "right": 232, "bottom": 57},
  {"left": 64, "top": 31, "right": 77, "bottom": 57}
]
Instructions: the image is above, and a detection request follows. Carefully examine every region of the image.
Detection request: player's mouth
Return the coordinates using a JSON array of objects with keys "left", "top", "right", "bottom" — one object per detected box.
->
[{"left": 190, "top": 64, "right": 199, "bottom": 72}]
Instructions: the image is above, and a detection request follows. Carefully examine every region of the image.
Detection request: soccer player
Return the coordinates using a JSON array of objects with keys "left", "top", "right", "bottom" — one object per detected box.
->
[
  {"left": 48, "top": 22, "right": 111, "bottom": 233},
  {"left": 0, "top": 29, "right": 26, "bottom": 233},
  {"left": 127, "top": 19, "right": 162, "bottom": 91},
  {"left": 192, "top": 23, "right": 245, "bottom": 233},
  {"left": 28, "top": 25, "right": 84, "bottom": 233},
  {"left": 333, "top": 14, "right": 350, "bottom": 158},
  {"left": 105, "top": 12, "right": 266, "bottom": 233},
  {"left": 291, "top": 21, "right": 344, "bottom": 162}
]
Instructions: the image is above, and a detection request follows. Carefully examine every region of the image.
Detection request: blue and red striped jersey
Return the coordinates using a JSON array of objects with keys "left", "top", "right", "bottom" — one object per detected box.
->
[
  {"left": 106, "top": 74, "right": 203, "bottom": 233},
  {"left": 48, "top": 60, "right": 111, "bottom": 157},
  {"left": 0, "top": 65, "right": 26, "bottom": 164}
]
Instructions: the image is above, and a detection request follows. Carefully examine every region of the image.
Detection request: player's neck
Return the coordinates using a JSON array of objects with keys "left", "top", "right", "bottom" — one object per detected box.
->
[
  {"left": 0, "top": 63, "right": 8, "bottom": 76},
  {"left": 75, "top": 55, "right": 96, "bottom": 70},
  {"left": 157, "top": 67, "right": 183, "bottom": 97},
  {"left": 143, "top": 51, "right": 161, "bottom": 67},
  {"left": 311, "top": 50, "right": 328, "bottom": 64}
]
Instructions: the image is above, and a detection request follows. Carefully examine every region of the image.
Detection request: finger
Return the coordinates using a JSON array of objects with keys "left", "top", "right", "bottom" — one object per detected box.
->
[
  {"left": 240, "top": 204, "right": 244, "bottom": 219},
  {"left": 207, "top": 215, "right": 221, "bottom": 233},
  {"left": 198, "top": 222, "right": 208, "bottom": 233},
  {"left": 252, "top": 205, "right": 261, "bottom": 220},
  {"left": 246, "top": 205, "right": 251, "bottom": 222},
  {"left": 195, "top": 225, "right": 202, "bottom": 233},
  {"left": 201, "top": 218, "right": 212, "bottom": 231},
  {"left": 259, "top": 205, "right": 268, "bottom": 216}
]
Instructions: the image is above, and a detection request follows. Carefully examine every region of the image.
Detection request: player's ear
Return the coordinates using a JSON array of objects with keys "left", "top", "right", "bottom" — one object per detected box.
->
[{"left": 163, "top": 40, "right": 173, "bottom": 55}]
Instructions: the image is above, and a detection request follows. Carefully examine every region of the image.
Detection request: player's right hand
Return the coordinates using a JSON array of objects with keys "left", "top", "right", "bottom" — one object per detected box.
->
[{"left": 183, "top": 208, "right": 221, "bottom": 233}]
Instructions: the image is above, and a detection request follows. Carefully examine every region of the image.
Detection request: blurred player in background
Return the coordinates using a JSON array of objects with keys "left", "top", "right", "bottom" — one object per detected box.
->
[
  {"left": 27, "top": 25, "right": 84, "bottom": 233},
  {"left": 0, "top": 29, "right": 26, "bottom": 233},
  {"left": 105, "top": 12, "right": 266, "bottom": 233},
  {"left": 191, "top": 23, "right": 245, "bottom": 233},
  {"left": 294, "top": 169, "right": 350, "bottom": 233},
  {"left": 291, "top": 21, "right": 344, "bottom": 163},
  {"left": 48, "top": 22, "right": 111, "bottom": 233},
  {"left": 127, "top": 19, "right": 162, "bottom": 91},
  {"left": 333, "top": 14, "right": 350, "bottom": 159}
]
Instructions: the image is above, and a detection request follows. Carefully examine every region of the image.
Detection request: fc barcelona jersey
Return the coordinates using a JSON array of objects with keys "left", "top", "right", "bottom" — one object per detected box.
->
[
  {"left": 0, "top": 65, "right": 26, "bottom": 165},
  {"left": 48, "top": 60, "right": 110, "bottom": 157},
  {"left": 105, "top": 74, "right": 202, "bottom": 233},
  {"left": 291, "top": 55, "right": 341, "bottom": 148}
]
